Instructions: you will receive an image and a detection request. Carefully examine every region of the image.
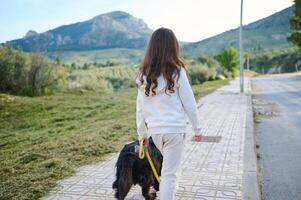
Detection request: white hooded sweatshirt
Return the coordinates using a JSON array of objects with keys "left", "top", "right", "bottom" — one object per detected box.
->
[{"left": 136, "top": 67, "right": 202, "bottom": 139}]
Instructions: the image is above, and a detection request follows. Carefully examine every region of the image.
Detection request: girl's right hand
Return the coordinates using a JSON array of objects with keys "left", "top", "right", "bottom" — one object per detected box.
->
[
  {"left": 192, "top": 134, "right": 202, "bottom": 142},
  {"left": 143, "top": 138, "right": 149, "bottom": 147}
]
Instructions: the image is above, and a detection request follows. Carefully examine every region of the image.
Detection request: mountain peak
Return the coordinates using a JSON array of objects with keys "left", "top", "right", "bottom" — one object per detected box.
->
[
  {"left": 106, "top": 11, "right": 132, "bottom": 19},
  {"left": 24, "top": 30, "right": 38, "bottom": 38},
  {"left": 92, "top": 11, "right": 132, "bottom": 21},
  {"left": 7, "top": 11, "right": 152, "bottom": 52}
]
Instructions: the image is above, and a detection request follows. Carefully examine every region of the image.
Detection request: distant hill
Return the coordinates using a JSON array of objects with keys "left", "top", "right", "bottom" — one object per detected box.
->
[
  {"left": 6, "top": 11, "right": 152, "bottom": 52},
  {"left": 183, "top": 6, "right": 293, "bottom": 56}
]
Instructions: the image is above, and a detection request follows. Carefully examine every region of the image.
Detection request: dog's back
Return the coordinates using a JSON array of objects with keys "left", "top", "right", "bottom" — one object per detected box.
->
[{"left": 112, "top": 139, "right": 162, "bottom": 200}]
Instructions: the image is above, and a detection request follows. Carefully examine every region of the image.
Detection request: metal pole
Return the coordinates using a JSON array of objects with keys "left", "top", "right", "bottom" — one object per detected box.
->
[
  {"left": 239, "top": 0, "right": 244, "bottom": 93},
  {"left": 247, "top": 56, "right": 250, "bottom": 71}
]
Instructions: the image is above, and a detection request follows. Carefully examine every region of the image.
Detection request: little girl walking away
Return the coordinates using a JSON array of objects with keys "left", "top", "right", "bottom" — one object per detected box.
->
[{"left": 136, "top": 27, "right": 202, "bottom": 200}]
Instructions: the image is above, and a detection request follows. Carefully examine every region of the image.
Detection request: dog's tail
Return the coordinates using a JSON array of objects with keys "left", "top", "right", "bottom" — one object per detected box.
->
[{"left": 113, "top": 153, "right": 136, "bottom": 199}]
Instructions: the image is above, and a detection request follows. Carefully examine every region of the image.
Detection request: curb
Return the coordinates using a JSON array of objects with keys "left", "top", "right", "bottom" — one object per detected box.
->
[{"left": 243, "top": 79, "right": 261, "bottom": 200}]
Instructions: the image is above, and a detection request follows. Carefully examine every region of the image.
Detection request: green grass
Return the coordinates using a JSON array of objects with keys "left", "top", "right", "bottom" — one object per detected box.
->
[
  {"left": 0, "top": 79, "right": 229, "bottom": 200},
  {"left": 192, "top": 79, "right": 230, "bottom": 98}
]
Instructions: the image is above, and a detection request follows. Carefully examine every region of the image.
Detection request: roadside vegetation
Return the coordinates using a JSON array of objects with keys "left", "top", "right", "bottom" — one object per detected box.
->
[{"left": 248, "top": 47, "right": 301, "bottom": 74}]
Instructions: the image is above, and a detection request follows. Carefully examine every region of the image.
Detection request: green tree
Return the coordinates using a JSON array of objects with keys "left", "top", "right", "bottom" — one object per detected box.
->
[
  {"left": 0, "top": 45, "right": 27, "bottom": 93},
  {"left": 55, "top": 56, "right": 61, "bottom": 65},
  {"left": 0, "top": 45, "right": 63, "bottom": 96},
  {"left": 83, "top": 63, "right": 89, "bottom": 69},
  {"left": 288, "top": 0, "right": 301, "bottom": 48},
  {"left": 71, "top": 62, "right": 76, "bottom": 69},
  {"left": 214, "top": 47, "right": 239, "bottom": 77},
  {"left": 27, "top": 55, "right": 50, "bottom": 95}
]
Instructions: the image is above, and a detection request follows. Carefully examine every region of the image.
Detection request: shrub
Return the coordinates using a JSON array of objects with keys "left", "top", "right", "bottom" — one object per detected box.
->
[
  {"left": 63, "top": 66, "right": 139, "bottom": 92},
  {"left": 188, "top": 64, "right": 217, "bottom": 84},
  {"left": 26, "top": 54, "right": 54, "bottom": 96},
  {"left": 0, "top": 45, "right": 27, "bottom": 93},
  {"left": 197, "top": 55, "right": 220, "bottom": 69},
  {"left": 64, "top": 72, "right": 112, "bottom": 92},
  {"left": 185, "top": 55, "right": 230, "bottom": 84},
  {"left": 105, "top": 77, "right": 135, "bottom": 90},
  {"left": 249, "top": 48, "right": 301, "bottom": 74},
  {"left": 0, "top": 46, "right": 68, "bottom": 96}
]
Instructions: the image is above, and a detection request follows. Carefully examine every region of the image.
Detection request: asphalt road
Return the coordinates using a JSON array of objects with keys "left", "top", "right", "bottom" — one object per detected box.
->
[{"left": 252, "top": 73, "right": 301, "bottom": 200}]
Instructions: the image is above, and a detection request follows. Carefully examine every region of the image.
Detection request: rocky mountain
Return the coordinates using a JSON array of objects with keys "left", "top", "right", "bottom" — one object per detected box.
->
[
  {"left": 7, "top": 11, "right": 152, "bottom": 52},
  {"left": 24, "top": 30, "right": 38, "bottom": 38},
  {"left": 183, "top": 6, "right": 293, "bottom": 56}
]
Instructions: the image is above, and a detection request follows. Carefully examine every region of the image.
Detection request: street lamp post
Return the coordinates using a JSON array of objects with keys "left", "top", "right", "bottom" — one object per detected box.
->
[{"left": 239, "top": 0, "right": 244, "bottom": 93}]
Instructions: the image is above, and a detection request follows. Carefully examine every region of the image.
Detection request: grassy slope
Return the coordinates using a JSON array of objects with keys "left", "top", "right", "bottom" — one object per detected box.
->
[{"left": 0, "top": 79, "right": 229, "bottom": 200}]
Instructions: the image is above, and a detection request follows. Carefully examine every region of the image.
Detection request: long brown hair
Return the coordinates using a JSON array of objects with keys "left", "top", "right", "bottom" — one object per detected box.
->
[{"left": 138, "top": 27, "right": 187, "bottom": 96}]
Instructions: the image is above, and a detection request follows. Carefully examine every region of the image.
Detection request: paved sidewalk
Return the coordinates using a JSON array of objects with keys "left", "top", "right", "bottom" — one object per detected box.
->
[{"left": 42, "top": 78, "right": 258, "bottom": 200}]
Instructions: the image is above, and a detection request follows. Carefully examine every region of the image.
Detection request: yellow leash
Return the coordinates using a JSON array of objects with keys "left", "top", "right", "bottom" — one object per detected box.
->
[{"left": 139, "top": 139, "right": 161, "bottom": 183}]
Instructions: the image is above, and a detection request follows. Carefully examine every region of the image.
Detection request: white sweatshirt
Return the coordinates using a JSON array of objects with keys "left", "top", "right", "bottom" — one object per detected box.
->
[{"left": 136, "top": 67, "right": 202, "bottom": 139}]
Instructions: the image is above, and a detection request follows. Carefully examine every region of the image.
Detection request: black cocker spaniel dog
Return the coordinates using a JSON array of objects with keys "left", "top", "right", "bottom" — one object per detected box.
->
[{"left": 112, "top": 137, "right": 163, "bottom": 200}]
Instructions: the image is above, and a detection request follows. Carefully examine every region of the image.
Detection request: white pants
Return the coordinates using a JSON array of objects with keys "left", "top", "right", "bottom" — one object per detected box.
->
[{"left": 151, "top": 133, "right": 185, "bottom": 200}]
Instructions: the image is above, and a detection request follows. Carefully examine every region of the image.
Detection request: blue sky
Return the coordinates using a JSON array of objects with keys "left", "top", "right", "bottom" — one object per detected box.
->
[{"left": 0, "top": 0, "right": 293, "bottom": 43}]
